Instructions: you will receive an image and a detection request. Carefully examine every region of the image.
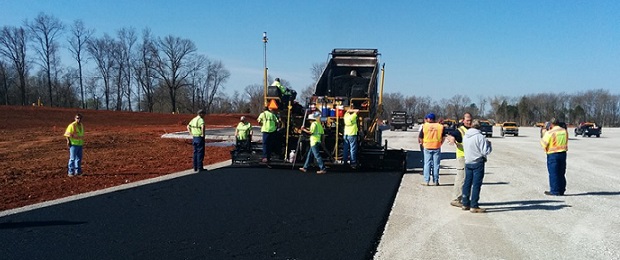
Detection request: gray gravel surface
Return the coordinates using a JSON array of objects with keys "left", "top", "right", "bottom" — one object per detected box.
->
[{"left": 375, "top": 126, "right": 620, "bottom": 260}]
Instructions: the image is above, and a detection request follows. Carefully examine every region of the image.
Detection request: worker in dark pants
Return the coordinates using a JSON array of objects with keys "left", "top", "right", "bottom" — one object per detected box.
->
[
  {"left": 187, "top": 109, "right": 207, "bottom": 172},
  {"left": 541, "top": 118, "right": 568, "bottom": 196},
  {"left": 257, "top": 106, "right": 280, "bottom": 164}
]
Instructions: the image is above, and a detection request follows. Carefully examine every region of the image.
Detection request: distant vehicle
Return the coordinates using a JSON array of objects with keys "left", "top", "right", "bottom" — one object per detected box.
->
[
  {"left": 500, "top": 122, "right": 519, "bottom": 137},
  {"left": 479, "top": 119, "right": 493, "bottom": 137},
  {"left": 575, "top": 122, "right": 601, "bottom": 137},
  {"left": 406, "top": 116, "right": 414, "bottom": 129},
  {"left": 390, "top": 111, "right": 409, "bottom": 131},
  {"left": 442, "top": 119, "right": 458, "bottom": 136}
]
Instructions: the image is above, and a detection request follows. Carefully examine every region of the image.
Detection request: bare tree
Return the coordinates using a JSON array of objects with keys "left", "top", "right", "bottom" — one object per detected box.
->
[
  {"left": 203, "top": 59, "right": 230, "bottom": 113},
  {"left": 298, "top": 85, "right": 314, "bottom": 105},
  {"left": 477, "top": 95, "right": 487, "bottom": 118},
  {"left": 187, "top": 54, "right": 207, "bottom": 112},
  {"left": 68, "top": 19, "right": 94, "bottom": 109},
  {"left": 245, "top": 83, "right": 264, "bottom": 115},
  {"left": 310, "top": 62, "right": 326, "bottom": 83},
  {"left": 58, "top": 68, "right": 80, "bottom": 107},
  {"left": 0, "top": 60, "right": 9, "bottom": 105},
  {"left": 109, "top": 39, "right": 125, "bottom": 110},
  {"left": 154, "top": 35, "right": 197, "bottom": 113},
  {"left": 87, "top": 34, "right": 116, "bottom": 110},
  {"left": 134, "top": 28, "right": 158, "bottom": 112},
  {"left": 382, "top": 92, "right": 405, "bottom": 119},
  {"left": 445, "top": 94, "right": 471, "bottom": 120},
  {"left": 517, "top": 96, "right": 533, "bottom": 126},
  {"left": 0, "top": 26, "right": 28, "bottom": 105},
  {"left": 117, "top": 27, "right": 136, "bottom": 110},
  {"left": 26, "top": 12, "right": 64, "bottom": 107}
]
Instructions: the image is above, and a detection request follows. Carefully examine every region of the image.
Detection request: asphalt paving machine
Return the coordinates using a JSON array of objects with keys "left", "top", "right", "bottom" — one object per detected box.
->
[{"left": 231, "top": 48, "right": 406, "bottom": 171}]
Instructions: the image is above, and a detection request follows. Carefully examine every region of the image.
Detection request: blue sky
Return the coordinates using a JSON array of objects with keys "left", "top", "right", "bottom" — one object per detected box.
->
[{"left": 1, "top": 0, "right": 619, "bottom": 100}]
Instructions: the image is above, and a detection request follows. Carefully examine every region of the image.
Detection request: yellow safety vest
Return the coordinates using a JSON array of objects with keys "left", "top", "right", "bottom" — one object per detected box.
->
[
  {"left": 455, "top": 125, "right": 467, "bottom": 158},
  {"left": 272, "top": 81, "right": 290, "bottom": 96},
  {"left": 541, "top": 126, "right": 568, "bottom": 154},
  {"left": 258, "top": 110, "right": 278, "bottom": 133},
  {"left": 64, "top": 122, "right": 84, "bottom": 146},
  {"left": 309, "top": 121, "right": 324, "bottom": 146},
  {"left": 236, "top": 122, "right": 252, "bottom": 140},
  {"left": 422, "top": 122, "right": 444, "bottom": 150},
  {"left": 188, "top": 116, "right": 204, "bottom": 136},
  {"left": 343, "top": 112, "right": 358, "bottom": 136}
]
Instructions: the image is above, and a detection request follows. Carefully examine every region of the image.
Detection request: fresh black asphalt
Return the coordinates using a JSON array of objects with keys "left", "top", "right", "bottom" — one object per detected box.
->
[{"left": 0, "top": 167, "right": 403, "bottom": 260}]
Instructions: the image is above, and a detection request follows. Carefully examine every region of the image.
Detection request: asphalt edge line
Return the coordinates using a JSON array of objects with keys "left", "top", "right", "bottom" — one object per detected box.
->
[
  {"left": 369, "top": 172, "right": 407, "bottom": 260},
  {"left": 0, "top": 160, "right": 232, "bottom": 218}
]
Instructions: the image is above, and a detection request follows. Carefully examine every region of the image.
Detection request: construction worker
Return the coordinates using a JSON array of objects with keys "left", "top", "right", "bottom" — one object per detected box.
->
[
  {"left": 299, "top": 112, "right": 327, "bottom": 174},
  {"left": 446, "top": 112, "right": 472, "bottom": 207},
  {"left": 342, "top": 107, "right": 359, "bottom": 169},
  {"left": 64, "top": 113, "right": 84, "bottom": 177},
  {"left": 257, "top": 106, "right": 280, "bottom": 164},
  {"left": 418, "top": 113, "right": 444, "bottom": 186},
  {"left": 235, "top": 116, "right": 253, "bottom": 151},
  {"left": 271, "top": 78, "right": 293, "bottom": 106},
  {"left": 541, "top": 117, "right": 568, "bottom": 196},
  {"left": 187, "top": 109, "right": 207, "bottom": 172},
  {"left": 271, "top": 78, "right": 289, "bottom": 96}
]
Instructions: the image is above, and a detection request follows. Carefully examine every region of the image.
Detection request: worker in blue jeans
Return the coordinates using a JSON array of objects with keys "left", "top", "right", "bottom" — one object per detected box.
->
[
  {"left": 541, "top": 118, "right": 568, "bottom": 196},
  {"left": 187, "top": 109, "right": 207, "bottom": 172},
  {"left": 299, "top": 113, "right": 327, "bottom": 174},
  {"left": 462, "top": 119, "right": 492, "bottom": 213},
  {"left": 342, "top": 107, "right": 359, "bottom": 169}
]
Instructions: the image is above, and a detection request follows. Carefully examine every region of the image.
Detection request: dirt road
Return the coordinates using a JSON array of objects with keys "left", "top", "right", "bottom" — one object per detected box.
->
[{"left": 375, "top": 126, "right": 620, "bottom": 259}]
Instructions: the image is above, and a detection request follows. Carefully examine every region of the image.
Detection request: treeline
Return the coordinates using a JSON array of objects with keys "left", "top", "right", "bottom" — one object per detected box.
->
[
  {"left": 0, "top": 12, "right": 230, "bottom": 114},
  {"left": 2, "top": 13, "right": 619, "bottom": 126},
  {"left": 381, "top": 89, "right": 620, "bottom": 127}
]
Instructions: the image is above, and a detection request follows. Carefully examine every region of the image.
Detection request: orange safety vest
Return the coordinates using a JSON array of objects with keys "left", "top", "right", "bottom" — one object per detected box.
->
[
  {"left": 422, "top": 122, "right": 444, "bottom": 149},
  {"left": 541, "top": 126, "right": 568, "bottom": 154}
]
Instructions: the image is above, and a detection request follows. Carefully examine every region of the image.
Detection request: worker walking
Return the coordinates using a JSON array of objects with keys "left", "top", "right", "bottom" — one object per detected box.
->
[
  {"left": 64, "top": 113, "right": 85, "bottom": 177},
  {"left": 462, "top": 119, "right": 493, "bottom": 213},
  {"left": 541, "top": 118, "right": 568, "bottom": 196},
  {"left": 418, "top": 113, "right": 444, "bottom": 186},
  {"left": 187, "top": 109, "right": 207, "bottom": 172},
  {"left": 299, "top": 113, "right": 327, "bottom": 174},
  {"left": 235, "top": 116, "right": 253, "bottom": 151},
  {"left": 446, "top": 112, "right": 472, "bottom": 207},
  {"left": 257, "top": 106, "right": 280, "bottom": 164},
  {"left": 342, "top": 107, "right": 359, "bottom": 169}
]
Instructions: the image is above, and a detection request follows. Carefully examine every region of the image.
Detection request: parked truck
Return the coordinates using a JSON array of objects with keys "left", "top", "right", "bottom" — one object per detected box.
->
[
  {"left": 390, "top": 111, "right": 409, "bottom": 131},
  {"left": 231, "top": 48, "right": 406, "bottom": 171}
]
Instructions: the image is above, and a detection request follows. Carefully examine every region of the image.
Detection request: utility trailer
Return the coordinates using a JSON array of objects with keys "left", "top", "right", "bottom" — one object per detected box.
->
[{"left": 231, "top": 49, "right": 406, "bottom": 172}]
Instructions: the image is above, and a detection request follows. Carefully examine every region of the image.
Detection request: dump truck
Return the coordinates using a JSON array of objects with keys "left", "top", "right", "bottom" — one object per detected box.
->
[
  {"left": 390, "top": 111, "right": 409, "bottom": 131},
  {"left": 231, "top": 48, "right": 406, "bottom": 171}
]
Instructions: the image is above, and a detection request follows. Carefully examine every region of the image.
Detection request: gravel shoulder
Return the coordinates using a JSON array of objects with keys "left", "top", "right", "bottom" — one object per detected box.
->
[{"left": 375, "top": 126, "right": 620, "bottom": 260}]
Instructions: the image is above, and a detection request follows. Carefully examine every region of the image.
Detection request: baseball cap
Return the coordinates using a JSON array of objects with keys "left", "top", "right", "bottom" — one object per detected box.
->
[{"left": 425, "top": 113, "right": 436, "bottom": 120}]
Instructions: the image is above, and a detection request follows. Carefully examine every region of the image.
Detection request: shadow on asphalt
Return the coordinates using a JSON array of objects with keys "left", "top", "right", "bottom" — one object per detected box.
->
[
  {"left": 404, "top": 151, "right": 456, "bottom": 173},
  {"left": 479, "top": 199, "right": 570, "bottom": 213},
  {"left": 481, "top": 181, "right": 510, "bottom": 185},
  {"left": 563, "top": 191, "right": 620, "bottom": 196}
]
